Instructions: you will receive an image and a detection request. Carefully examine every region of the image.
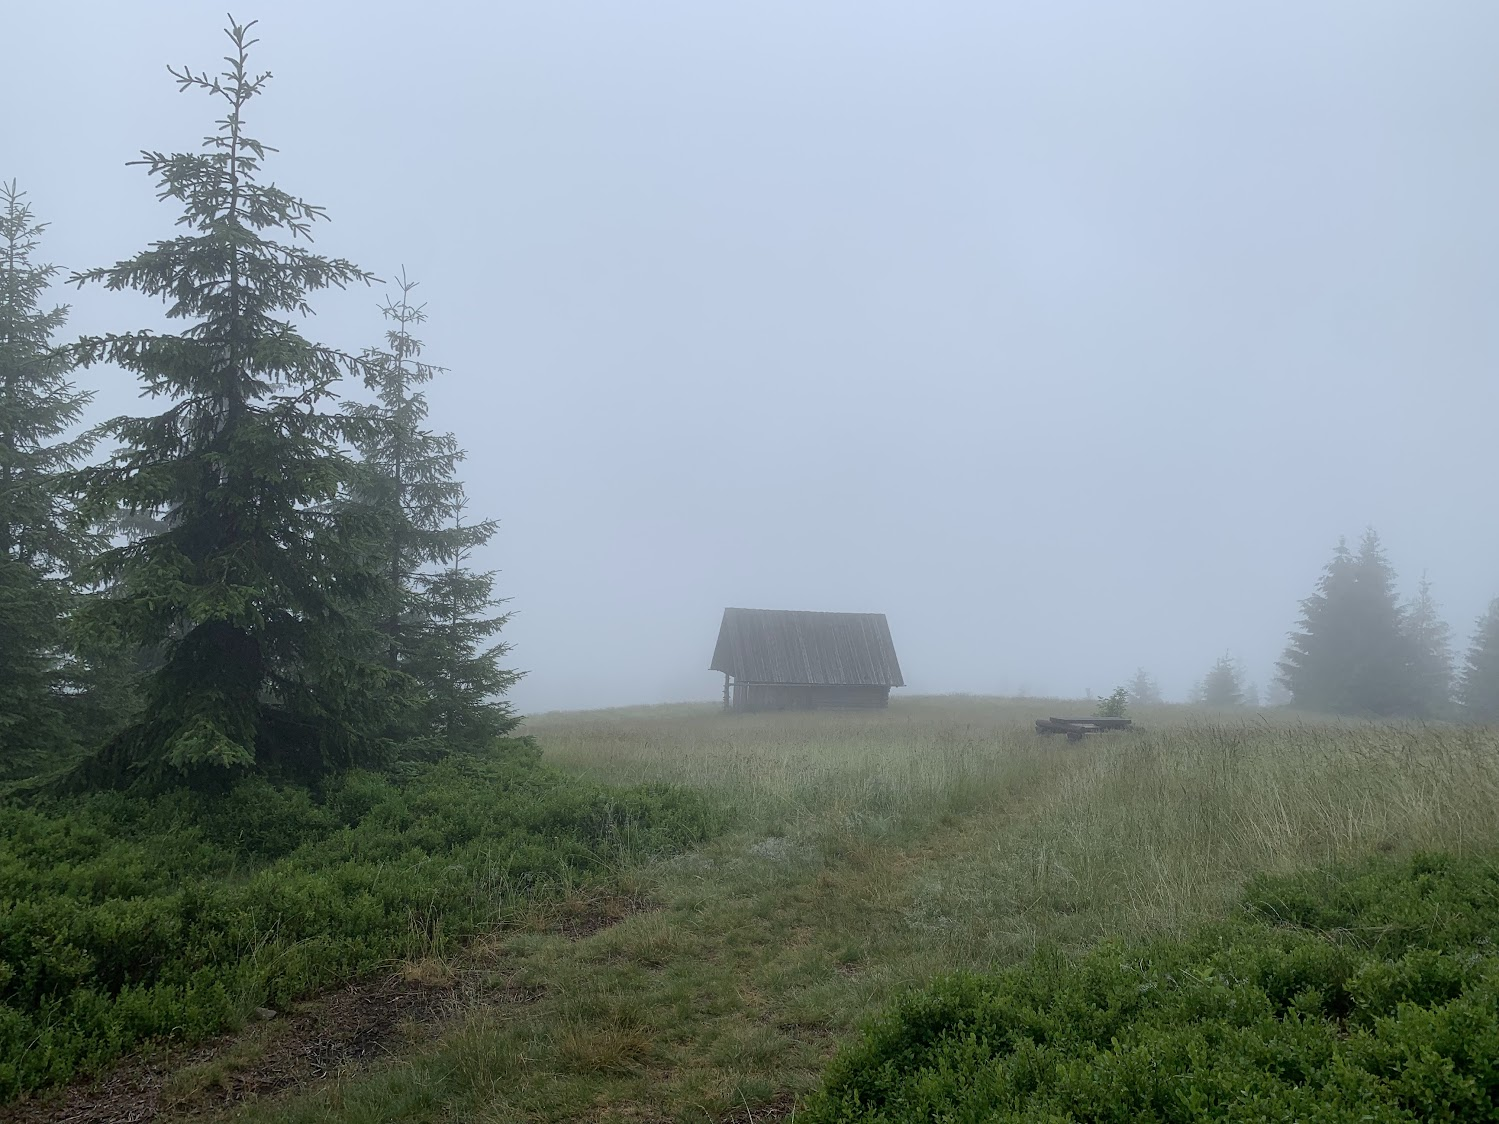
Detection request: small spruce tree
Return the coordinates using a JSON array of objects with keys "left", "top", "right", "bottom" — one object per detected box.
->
[
  {"left": 1403, "top": 573, "right": 1454, "bottom": 719},
  {"left": 1125, "top": 668, "right": 1161, "bottom": 707},
  {"left": 410, "top": 504, "right": 520, "bottom": 750},
  {"left": 1200, "top": 654, "right": 1245, "bottom": 708},
  {"left": 1459, "top": 599, "right": 1499, "bottom": 724},
  {"left": 345, "top": 273, "right": 518, "bottom": 754},
  {"left": 0, "top": 182, "right": 98, "bottom": 777},
  {"left": 68, "top": 20, "right": 399, "bottom": 785}
]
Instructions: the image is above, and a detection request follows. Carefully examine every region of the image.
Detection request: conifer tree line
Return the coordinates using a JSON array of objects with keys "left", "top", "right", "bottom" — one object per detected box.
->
[
  {"left": 1144, "top": 528, "right": 1497, "bottom": 719},
  {"left": 0, "top": 20, "right": 516, "bottom": 787},
  {"left": 1277, "top": 529, "right": 1495, "bottom": 721}
]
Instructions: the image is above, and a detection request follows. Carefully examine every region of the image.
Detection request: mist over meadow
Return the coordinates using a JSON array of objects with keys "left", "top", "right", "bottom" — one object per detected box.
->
[{"left": 8, "top": 2, "right": 1498, "bottom": 713}]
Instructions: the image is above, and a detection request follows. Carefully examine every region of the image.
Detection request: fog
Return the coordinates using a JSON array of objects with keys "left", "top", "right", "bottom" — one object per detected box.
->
[{"left": 7, "top": 2, "right": 1498, "bottom": 711}]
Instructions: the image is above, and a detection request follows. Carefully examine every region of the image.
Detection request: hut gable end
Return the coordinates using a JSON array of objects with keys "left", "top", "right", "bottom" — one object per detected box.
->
[{"left": 709, "top": 608, "right": 904, "bottom": 687}]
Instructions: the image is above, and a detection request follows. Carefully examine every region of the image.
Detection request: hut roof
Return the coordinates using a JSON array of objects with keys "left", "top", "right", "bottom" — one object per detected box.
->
[{"left": 709, "top": 607, "right": 905, "bottom": 687}]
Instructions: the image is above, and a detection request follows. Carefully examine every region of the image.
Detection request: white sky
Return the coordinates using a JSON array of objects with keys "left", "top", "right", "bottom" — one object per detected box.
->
[{"left": 7, "top": 2, "right": 1498, "bottom": 709}]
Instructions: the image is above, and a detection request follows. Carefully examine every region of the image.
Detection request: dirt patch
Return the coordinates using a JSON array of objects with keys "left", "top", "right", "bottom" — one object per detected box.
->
[
  {"left": 535, "top": 891, "right": 661, "bottom": 941},
  {"left": 490, "top": 982, "right": 549, "bottom": 1005},
  {"left": 0, "top": 970, "right": 459, "bottom": 1124},
  {"left": 267, "top": 971, "right": 457, "bottom": 1082},
  {"left": 717, "top": 1091, "right": 800, "bottom": 1123},
  {"left": 0, "top": 891, "right": 655, "bottom": 1124}
]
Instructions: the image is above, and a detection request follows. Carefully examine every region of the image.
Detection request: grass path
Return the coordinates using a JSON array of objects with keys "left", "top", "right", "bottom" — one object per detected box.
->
[
  {"left": 110, "top": 699, "right": 1499, "bottom": 1122},
  {"left": 203, "top": 769, "right": 1059, "bottom": 1122},
  {"left": 184, "top": 713, "right": 1079, "bottom": 1124}
]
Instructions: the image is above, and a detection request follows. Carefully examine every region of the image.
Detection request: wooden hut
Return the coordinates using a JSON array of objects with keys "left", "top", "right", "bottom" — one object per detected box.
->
[{"left": 710, "top": 607, "right": 904, "bottom": 712}]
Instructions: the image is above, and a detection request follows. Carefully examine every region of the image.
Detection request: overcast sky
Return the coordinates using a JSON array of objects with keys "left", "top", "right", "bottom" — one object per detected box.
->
[{"left": 7, "top": 2, "right": 1498, "bottom": 711}]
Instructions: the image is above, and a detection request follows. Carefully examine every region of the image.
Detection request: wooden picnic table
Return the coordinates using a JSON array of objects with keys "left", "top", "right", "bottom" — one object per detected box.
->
[{"left": 1034, "top": 716, "right": 1134, "bottom": 741}]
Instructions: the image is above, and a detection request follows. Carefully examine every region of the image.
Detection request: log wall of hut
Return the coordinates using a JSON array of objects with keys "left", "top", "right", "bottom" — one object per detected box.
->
[{"left": 731, "top": 683, "right": 890, "bottom": 712}]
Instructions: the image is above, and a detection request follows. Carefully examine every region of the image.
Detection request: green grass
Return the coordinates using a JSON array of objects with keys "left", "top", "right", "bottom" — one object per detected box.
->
[
  {"left": 807, "top": 851, "right": 1499, "bottom": 1121},
  {"left": 0, "top": 742, "right": 720, "bottom": 1100},
  {"left": 531, "top": 697, "right": 1054, "bottom": 836},
  {"left": 190, "top": 698, "right": 1499, "bottom": 1123}
]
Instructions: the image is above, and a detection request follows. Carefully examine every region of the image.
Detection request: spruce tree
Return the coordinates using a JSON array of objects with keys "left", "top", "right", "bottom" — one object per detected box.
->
[
  {"left": 1125, "top": 667, "right": 1161, "bottom": 707},
  {"left": 1200, "top": 654, "right": 1245, "bottom": 708},
  {"left": 1347, "top": 530, "right": 1421, "bottom": 715},
  {"left": 1403, "top": 573, "right": 1454, "bottom": 719},
  {"left": 69, "top": 21, "right": 398, "bottom": 784},
  {"left": 1459, "top": 599, "right": 1499, "bottom": 724},
  {"left": 411, "top": 504, "right": 520, "bottom": 749},
  {"left": 0, "top": 182, "right": 97, "bottom": 777},
  {"left": 1278, "top": 538, "right": 1354, "bottom": 712},
  {"left": 345, "top": 273, "right": 518, "bottom": 754},
  {"left": 1278, "top": 530, "right": 1416, "bottom": 716}
]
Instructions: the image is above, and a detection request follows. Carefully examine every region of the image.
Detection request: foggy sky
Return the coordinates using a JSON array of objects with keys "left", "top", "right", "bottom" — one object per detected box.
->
[{"left": 7, "top": 2, "right": 1498, "bottom": 711}]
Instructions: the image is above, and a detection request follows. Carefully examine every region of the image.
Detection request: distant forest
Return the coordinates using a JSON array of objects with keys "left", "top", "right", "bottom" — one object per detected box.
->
[{"left": 1122, "top": 529, "right": 1499, "bottom": 721}]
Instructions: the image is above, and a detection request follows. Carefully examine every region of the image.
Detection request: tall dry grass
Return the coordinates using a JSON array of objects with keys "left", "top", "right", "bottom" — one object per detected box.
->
[
  {"left": 903, "top": 715, "right": 1499, "bottom": 962},
  {"left": 529, "top": 699, "right": 1499, "bottom": 954},
  {"left": 526, "top": 696, "right": 1055, "bottom": 837}
]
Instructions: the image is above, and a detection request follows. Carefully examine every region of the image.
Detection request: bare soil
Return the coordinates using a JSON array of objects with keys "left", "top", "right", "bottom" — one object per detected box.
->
[
  {"left": 0, "top": 970, "right": 461, "bottom": 1124},
  {"left": 715, "top": 1091, "right": 799, "bottom": 1123},
  {"left": 0, "top": 891, "right": 652, "bottom": 1124}
]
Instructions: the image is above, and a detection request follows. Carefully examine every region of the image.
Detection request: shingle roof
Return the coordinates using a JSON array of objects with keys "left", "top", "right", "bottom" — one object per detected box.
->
[{"left": 709, "top": 607, "right": 904, "bottom": 687}]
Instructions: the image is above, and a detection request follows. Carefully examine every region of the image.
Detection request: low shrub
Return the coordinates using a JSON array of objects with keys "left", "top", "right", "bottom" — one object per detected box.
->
[
  {"left": 0, "top": 742, "right": 721, "bottom": 1099},
  {"left": 807, "top": 851, "right": 1499, "bottom": 1122}
]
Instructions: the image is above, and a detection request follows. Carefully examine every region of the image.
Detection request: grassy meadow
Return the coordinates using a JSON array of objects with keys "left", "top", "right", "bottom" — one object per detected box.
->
[{"left": 158, "top": 696, "right": 1499, "bottom": 1123}]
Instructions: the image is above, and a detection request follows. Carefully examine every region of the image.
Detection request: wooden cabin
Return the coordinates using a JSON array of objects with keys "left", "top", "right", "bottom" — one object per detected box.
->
[{"left": 710, "top": 607, "right": 904, "bottom": 712}]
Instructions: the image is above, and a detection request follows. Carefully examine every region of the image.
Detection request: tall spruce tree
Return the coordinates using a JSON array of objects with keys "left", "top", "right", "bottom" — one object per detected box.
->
[
  {"left": 68, "top": 21, "right": 399, "bottom": 785},
  {"left": 1278, "top": 538, "right": 1355, "bottom": 711},
  {"left": 0, "top": 182, "right": 97, "bottom": 777},
  {"left": 346, "top": 274, "right": 518, "bottom": 753},
  {"left": 1403, "top": 573, "right": 1454, "bottom": 719},
  {"left": 1459, "top": 599, "right": 1499, "bottom": 724},
  {"left": 1278, "top": 530, "right": 1417, "bottom": 716}
]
